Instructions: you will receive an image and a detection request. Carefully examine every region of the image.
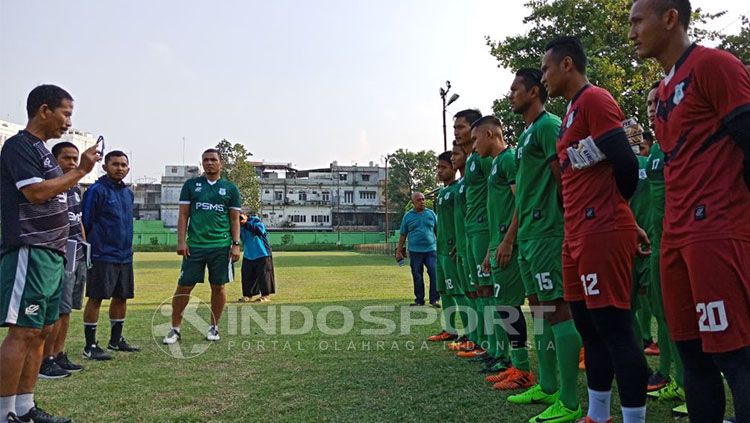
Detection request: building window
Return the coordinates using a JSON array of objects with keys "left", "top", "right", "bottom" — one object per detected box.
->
[
  {"left": 265, "top": 190, "right": 270, "bottom": 194},
  {"left": 339, "top": 173, "right": 348, "bottom": 181},
  {"left": 359, "top": 191, "right": 376, "bottom": 200},
  {"left": 322, "top": 192, "right": 330, "bottom": 202},
  {"left": 171, "top": 167, "right": 177, "bottom": 174},
  {"left": 362, "top": 174, "right": 370, "bottom": 182},
  {"left": 274, "top": 191, "right": 283, "bottom": 201},
  {"left": 290, "top": 215, "right": 307, "bottom": 223},
  {"left": 312, "top": 215, "right": 331, "bottom": 223},
  {"left": 299, "top": 191, "right": 307, "bottom": 201},
  {"left": 344, "top": 191, "right": 354, "bottom": 203}
]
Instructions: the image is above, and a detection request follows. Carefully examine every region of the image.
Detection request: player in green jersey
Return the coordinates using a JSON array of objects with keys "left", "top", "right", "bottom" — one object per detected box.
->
[
  {"left": 643, "top": 83, "right": 685, "bottom": 411},
  {"left": 428, "top": 151, "right": 463, "bottom": 342},
  {"left": 505, "top": 68, "right": 583, "bottom": 423},
  {"left": 473, "top": 115, "right": 535, "bottom": 391},
  {"left": 447, "top": 142, "right": 477, "bottom": 352},
  {"left": 163, "top": 149, "right": 242, "bottom": 345}
]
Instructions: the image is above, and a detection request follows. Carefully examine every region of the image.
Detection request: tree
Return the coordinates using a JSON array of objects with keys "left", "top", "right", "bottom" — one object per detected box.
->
[
  {"left": 386, "top": 149, "right": 438, "bottom": 225},
  {"left": 485, "top": 0, "right": 725, "bottom": 141},
  {"left": 214, "top": 139, "right": 261, "bottom": 213},
  {"left": 720, "top": 16, "right": 750, "bottom": 63}
]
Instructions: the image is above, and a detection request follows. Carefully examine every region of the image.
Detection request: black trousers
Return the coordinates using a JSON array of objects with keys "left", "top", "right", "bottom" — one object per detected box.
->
[{"left": 241, "top": 256, "right": 276, "bottom": 297}]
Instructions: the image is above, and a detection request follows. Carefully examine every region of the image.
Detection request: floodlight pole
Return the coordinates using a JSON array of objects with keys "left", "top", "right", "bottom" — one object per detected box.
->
[{"left": 440, "top": 81, "right": 459, "bottom": 152}]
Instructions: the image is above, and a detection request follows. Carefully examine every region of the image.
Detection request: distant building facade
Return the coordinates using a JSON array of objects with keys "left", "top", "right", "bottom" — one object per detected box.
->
[{"left": 160, "top": 165, "right": 201, "bottom": 228}]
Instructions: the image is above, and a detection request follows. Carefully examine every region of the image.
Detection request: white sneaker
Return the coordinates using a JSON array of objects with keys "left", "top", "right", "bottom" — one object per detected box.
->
[
  {"left": 163, "top": 328, "right": 181, "bottom": 344},
  {"left": 206, "top": 326, "right": 220, "bottom": 341}
]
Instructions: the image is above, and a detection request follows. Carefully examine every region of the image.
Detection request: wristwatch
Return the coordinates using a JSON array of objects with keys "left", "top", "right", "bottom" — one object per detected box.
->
[{"left": 232, "top": 240, "right": 241, "bottom": 246}]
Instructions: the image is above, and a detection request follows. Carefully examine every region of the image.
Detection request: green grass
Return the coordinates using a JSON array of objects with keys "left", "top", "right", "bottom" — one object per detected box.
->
[{"left": 0, "top": 252, "right": 729, "bottom": 422}]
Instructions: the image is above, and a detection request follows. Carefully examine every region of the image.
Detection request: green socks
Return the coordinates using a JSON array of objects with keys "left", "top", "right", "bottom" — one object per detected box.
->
[
  {"left": 535, "top": 319, "right": 559, "bottom": 394},
  {"left": 551, "top": 319, "right": 582, "bottom": 410}
]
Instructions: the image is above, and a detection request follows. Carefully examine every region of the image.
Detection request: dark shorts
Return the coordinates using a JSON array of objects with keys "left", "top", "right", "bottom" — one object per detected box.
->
[
  {"left": 86, "top": 261, "right": 134, "bottom": 300},
  {"left": 563, "top": 230, "right": 636, "bottom": 309},
  {"left": 179, "top": 246, "right": 234, "bottom": 286},
  {"left": 59, "top": 259, "right": 87, "bottom": 314},
  {"left": 661, "top": 239, "right": 750, "bottom": 353},
  {"left": 0, "top": 246, "right": 64, "bottom": 329}
]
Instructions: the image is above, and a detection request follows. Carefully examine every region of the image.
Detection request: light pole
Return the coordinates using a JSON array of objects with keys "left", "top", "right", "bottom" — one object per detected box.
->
[{"left": 440, "top": 80, "right": 460, "bottom": 151}]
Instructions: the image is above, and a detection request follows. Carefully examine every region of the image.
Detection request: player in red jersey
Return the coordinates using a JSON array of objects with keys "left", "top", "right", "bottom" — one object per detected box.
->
[
  {"left": 541, "top": 36, "right": 650, "bottom": 423},
  {"left": 630, "top": 0, "right": 750, "bottom": 421}
]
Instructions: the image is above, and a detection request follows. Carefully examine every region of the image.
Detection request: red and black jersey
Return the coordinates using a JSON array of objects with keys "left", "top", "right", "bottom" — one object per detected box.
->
[
  {"left": 655, "top": 44, "right": 750, "bottom": 247},
  {"left": 557, "top": 85, "right": 637, "bottom": 239}
]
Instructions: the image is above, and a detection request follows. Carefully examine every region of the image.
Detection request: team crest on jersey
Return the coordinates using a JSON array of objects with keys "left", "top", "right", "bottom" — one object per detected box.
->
[
  {"left": 673, "top": 82, "right": 686, "bottom": 105},
  {"left": 43, "top": 157, "right": 52, "bottom": 169},
  {"left": 639, "top": 169, "right": 647, "bottom": 180},
  {"left": 219, "top": 188, "right": 226, "bottom": 195},
  {"left": 444, "top": 192, "right": 451, "bottom": 200},
  {"left": 491, "top": 164, "right": 497, "bottom": 175},
  {"left": 195, "top": 186, "right": 202, "bottom": 192},
  {"left": 459, "top": 185, "right": 464, "bottom": 194},
  {"left": 470, "top": 162, "right": 476, "bottom": 172}
]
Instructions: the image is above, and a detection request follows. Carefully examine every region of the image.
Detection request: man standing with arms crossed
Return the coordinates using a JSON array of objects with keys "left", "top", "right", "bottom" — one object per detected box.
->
[
  {"left": 542, "top": 36, "right": 650, "bottom": 423},
  {"left": 164, "top": 149, "right": 242, "bottom": 344},
  {"left": 505, "top": 68, "right": 584, "bottom": 423},
  {"left": 630, "top": 0, "right": 750, "bottom": 420},
  {"left": 81, "top": 150, "right": 139, "bottom": 360},
  {"left": 1, "top": 84, "right": 98, "bottom": 423},
  {"left": 473, "top": 115, "right": 534, "bottom": 390}
]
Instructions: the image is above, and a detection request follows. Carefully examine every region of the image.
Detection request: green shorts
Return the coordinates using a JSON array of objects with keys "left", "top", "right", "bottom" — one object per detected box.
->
[
  {"left": 178, "top": 246, "right": 235, "bottom": 286},
  {"left": 632, "top": 255, "right": 650, "bottom": 291},
  {"left": 467, "top": 232, "right": 492, "bottom": 287},
  {"left": 455, "top": 253, "right": 474, "bottom": 294},
  {"left": 0, "top": 246, "right": 63, "bottom": 329},
  {"left": 439, "top": 254, "right": 464, "bottom": 295},
  {"left": 648, "top": 247, "right": 666, "bottom": 320},
  {"left": 518, "top": 237, "right": 564, "bottom": 302},
  {"left": 489, "top": 246, "right": 525, "bottom": 306}
]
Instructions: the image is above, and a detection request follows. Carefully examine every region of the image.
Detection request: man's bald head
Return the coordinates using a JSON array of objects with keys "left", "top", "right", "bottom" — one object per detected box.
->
[{"left": 411, "top": 192, "right": 426, "bottom": 212}]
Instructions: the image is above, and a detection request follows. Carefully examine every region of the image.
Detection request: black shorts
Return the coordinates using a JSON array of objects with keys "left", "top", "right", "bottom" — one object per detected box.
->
[{"left": 86, "top": 261, "right": 134, "bottom": 300}]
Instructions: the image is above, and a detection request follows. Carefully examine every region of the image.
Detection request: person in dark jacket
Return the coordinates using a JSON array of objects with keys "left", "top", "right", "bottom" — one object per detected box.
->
[
  {"left": 80, "top": 151, "right": 138, "bottom": 361},
  {"left": 239, "top": 212, "right": 275, "bottom": 302}
]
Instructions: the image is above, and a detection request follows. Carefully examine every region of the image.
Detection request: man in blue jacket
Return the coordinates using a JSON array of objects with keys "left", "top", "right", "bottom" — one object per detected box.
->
[
  {"left": 81, "top": 151, "right": 138, "bottom": 361},
  {"left": 239, "top": 212, "right": 275, "bottom": 302}
]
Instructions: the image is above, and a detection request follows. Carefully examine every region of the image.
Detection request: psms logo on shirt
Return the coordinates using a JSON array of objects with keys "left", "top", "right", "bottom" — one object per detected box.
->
[{"left": 195, "top": 202, "right": 225, "bottom": 212}]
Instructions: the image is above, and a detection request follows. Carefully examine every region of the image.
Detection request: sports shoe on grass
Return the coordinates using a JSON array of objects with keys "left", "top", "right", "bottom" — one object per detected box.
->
[
  {"left": 671, "top": 403, "right": 688, "bottom": 417},
  {"left": 82, "top": 342, "right": 112, "bottom": 361},
  {"left": 494, "top": 368, "right": 536, "bottom": 390},
  {"left": 481, "top": 358, "right": 509, "bottom": 374},
  {"left": 55, "top": 352, "right": 83, "bottom": 372},
  {"left": 456, "top": 347, "right": 486, "bottom": 358},
  {"left": 163, "top": 328, "right": 181, "bottom": 344},
  {"left": 507, "top": 384, "right": 559, "bottom": 405},
  {"left": 647, "top": 371, "right": 668, "bottom": 392},
  {"left": 447, "top": 337, "right": 470, "bottom": 351},
  {"left": 578, "top": 348, "right": 585, "bottom": 370},
  {"left": 529, "top": 399, "right": 583, "bottom": 423},
  {"left": 428, "top": 331, "right": 458, "bottom": 342},
  {"left": 16, "top": 405, "right": 71, "bottom": 423},
  {"left": 108, "top": 337, "right": 140, "bottom": 352},
  {"left": 576, "top": 417, "right": 611, "bottom": 423},
  {"left": 39, "top": 356, "right": 71, "bottom": 379},
  {"left": 206, "top": 325, "right": 220, "bottom": 341},
  {"left": 649, "top": 380, "right": 685, "bottom": 402},
  {"left": 486, "top": 367, "right": 516, "bottom": 383},
  {"left": 238, "top": 296, "right": 253, "bottom": 303}
]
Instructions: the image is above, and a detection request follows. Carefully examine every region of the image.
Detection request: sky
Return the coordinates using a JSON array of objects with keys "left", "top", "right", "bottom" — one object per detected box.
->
[{"left": 1, "top": 0, "right": 747, "bottom": 181}]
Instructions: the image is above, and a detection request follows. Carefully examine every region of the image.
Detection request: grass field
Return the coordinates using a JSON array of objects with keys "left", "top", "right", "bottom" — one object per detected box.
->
[{"left": 0, "top": 252, "right": 729, "bottom": 422}]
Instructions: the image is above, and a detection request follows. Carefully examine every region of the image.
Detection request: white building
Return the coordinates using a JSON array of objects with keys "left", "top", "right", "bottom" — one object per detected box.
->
[
  {"left": 257, "top": 161, "right": 387, "bottom": 231},
  {"left": 160, "top": 164, "right": 201, "bottom": 228},
  {"left": 0, "top": 119, "right": 100, "bottom": 184}
]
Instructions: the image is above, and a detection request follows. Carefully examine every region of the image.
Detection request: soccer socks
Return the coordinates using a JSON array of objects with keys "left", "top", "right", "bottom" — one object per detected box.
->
[
  {"left": 637, "top": 294, "right": 652, "bottom": 342},
  {"left": 676, "top": 339, "right": 725, "bottom": 422},
  {"left": 501, "top": 305, "right": 530, "bottom": 371},
  {"left": 14, "top": 393, "right": 32, "bottom": 416},
  {"left": 474, "top": 296, "right": 486, "bottom": 349},
  {"left": 534, "top": 319, "right": 558, "bottom": 394},
  {"left": 587, "top": 389, "right": 612, "bottom": 422},
  {"left": 551, "top": 319, "right": 582, "bottom": 409},
  {"left": 0, "top": 396, "right": 15, "bottom": 423},
  {"left": 110, "top": 319, "right": 124, "bottom": 344},
  {"left": 713, "top": 346, "right": 750, "bottom": 423},
  {"left": 621, "top": 406, "right": 646, "bottom": 423},
  {"left": 84, "top": 323, "right": 97, "bottom": 346},
  {"left": 453, "top": 295, "right": 471, "bottom": 337}
]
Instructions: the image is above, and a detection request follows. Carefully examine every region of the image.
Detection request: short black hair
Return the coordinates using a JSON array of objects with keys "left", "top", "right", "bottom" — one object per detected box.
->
[
  {"left": 51, "top": 141, "right": 78, "bottom": 159},
  {"left": 652, "top": 0, "right": 691, "bottom": 31},
  {"left": 105, "top": 150, "right": 129, "bottom": 164},
  {"left": 516, "top": 68, "right": 548, "bottom": 104},
  {"left": 470, "top": 115, "right": 502, "bottom": 130},
  {"left": 438, "top": 151, "right": 452, "bottom": 163},
  {"left": 545, "top": 36, "right": 587, "bottom": 74},
  {"left": 202, "top": 148, "right": 222, "bottom": 161},
  {"left": 26, "top": 85, "right": 73, "bottom": 119},
  {"left": 453, "top": 109, "right": 482, "bottom": 126},
  {"left": 643, "top": 131, "right": 655, "bottom": 142}
]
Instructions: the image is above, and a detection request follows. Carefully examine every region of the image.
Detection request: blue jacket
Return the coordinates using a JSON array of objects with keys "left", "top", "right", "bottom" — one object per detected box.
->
[
  {"left": 240, "top": 216, "right": 271, "bottom": 260},
  {"left": 82, "top": 176, "right": 134, "bottom": 263}
]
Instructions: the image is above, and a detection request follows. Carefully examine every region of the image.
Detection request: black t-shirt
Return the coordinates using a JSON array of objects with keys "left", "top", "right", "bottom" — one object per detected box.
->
[
  {"left": 0, "top": 130, "right": 69, "bottom": 255},
  {"left": 67, "top": 185, "right": 85, "bottom": 260}
]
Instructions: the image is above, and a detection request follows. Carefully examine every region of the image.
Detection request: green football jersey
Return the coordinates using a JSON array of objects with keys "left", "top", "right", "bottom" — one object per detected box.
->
[
  {"left": 646, "top": 142, "right": 665, "bottom": 241},
  {"left": 453, "top": 177, "right": 468, "bottom": 254},
  {"left": 179, "top": 176, "right": 242, "bottom": 248},
  {"left": 629, "top": 155, "right": 652, "bottom": 232},
  {"left": 464, "top": 151, "right": 493, "bottom": 234},
  {"left": 515, "top": 112, "right": 564, "bottom": 241},
  {"left": 436, "top": 182, "right": 458, "bottom": 256},
  {"left": 487, "top": 148, "right": 518, "bottom": 250}
]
